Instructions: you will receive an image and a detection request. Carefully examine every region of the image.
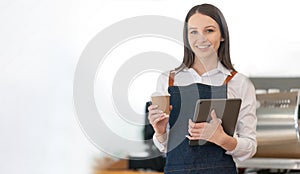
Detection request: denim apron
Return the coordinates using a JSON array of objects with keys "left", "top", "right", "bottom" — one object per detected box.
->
[{"left": 164, "top": 71, "right": 237, "bottom": 174}]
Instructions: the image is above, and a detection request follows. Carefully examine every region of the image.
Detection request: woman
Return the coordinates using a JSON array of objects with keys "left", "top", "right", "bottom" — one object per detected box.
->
[{"left": 148, "top": 4, "right": 257, "bottom": 174}]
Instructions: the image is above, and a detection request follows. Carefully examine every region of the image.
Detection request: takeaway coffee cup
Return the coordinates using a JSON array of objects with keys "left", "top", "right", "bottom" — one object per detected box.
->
[{"left": 151, "top": 92, "right": 170, "bottom": 116}]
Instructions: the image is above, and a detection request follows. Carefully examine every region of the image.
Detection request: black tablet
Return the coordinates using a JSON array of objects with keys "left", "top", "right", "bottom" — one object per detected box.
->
[{"left": 189, "top": 98, "right": 242, "bottom": 146}]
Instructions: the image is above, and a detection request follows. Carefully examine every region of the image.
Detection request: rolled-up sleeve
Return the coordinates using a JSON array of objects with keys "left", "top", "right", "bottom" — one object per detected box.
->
[
  {"left": 226, "top": 77, "right": 257, "bottom": 161},
  {"left": 153, "top": 132, "right": 168, "bottom": 153}
]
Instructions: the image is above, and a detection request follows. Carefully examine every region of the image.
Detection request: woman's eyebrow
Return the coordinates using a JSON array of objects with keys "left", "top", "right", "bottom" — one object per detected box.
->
[
  {"left": 205, "top": 25, "right": 216, "bottom": 28},
  {"left": 188, "top": 25, "right": 217, "bottom": 30},
  {"left": 188, "top": 27, "right": 197, "bottom": 30}
]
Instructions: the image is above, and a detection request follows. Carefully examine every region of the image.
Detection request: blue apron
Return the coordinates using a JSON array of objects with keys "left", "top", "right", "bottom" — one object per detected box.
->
[{"left": 164, "top": 71, "right": 237, "bottom": 174}]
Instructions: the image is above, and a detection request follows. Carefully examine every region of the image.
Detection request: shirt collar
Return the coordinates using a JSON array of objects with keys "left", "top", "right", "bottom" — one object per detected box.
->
[
  {"left": 217, "top": 61, "right": 232, "bottom": 76},
  {"left": 184, "top": 61, "right": 232, "bottom": 76}
]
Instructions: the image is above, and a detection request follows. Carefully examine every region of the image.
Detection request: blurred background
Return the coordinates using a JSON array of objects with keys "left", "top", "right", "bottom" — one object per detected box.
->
[{"left": 1, "top": 0, "right": 300, "bottom": 174}]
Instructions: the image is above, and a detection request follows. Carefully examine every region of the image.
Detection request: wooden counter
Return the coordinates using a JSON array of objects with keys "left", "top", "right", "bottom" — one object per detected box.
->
[{"left": 94, "top": 157, "right": 163, "bottom": 174}]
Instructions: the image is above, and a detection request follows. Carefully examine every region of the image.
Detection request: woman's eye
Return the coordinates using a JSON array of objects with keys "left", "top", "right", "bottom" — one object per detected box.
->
[
  {"left": 206, "top": 29, "right": 214, "bottom": 33},
  {"left": 190, "top": 30, "right": 198, "bottom": 34}
]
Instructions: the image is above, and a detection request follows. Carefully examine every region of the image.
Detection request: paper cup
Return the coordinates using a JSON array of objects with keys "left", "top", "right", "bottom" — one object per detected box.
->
[{"left": 151, "top": 92, "right": 170, "bottom": 115}]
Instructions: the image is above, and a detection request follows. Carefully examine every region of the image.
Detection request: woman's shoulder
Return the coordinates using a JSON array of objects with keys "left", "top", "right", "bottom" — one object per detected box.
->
[
  {"left": 157, "top": 70, "right": 171, "bottom": 81},
  {"left": 155, "top": 70, "right": 172, "bottom": 92},
  {"left": 157, "top": 68, "right": 189, "bottom": 81},
  {"left": 234, "top": 72, "right": 255, "bottom": 89}
]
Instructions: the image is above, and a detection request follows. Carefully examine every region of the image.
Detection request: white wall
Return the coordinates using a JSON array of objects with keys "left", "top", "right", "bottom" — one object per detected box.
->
[{"left": 1, "top": 0, "right": 300, "bottom": 174}]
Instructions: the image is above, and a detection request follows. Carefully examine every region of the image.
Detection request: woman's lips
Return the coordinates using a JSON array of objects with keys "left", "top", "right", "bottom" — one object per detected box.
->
[{"left": 195, "top": 45, "right": 210, "bottom": 49}]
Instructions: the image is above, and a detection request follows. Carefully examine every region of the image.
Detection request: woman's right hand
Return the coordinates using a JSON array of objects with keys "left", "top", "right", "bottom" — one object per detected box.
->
[{"left": 147, "top": 104, "right": 170, "bottom": 136}]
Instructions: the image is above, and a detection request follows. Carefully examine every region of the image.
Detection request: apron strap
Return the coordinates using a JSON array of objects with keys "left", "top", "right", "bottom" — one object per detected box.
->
[
  {"left": 168, "top": 71, "right": 175, "bottom": 87},
  {"left": 168, "top": 70, "right": 237, "bottom": 87},
  {"left": 223, "top": 71, "right": 237, "bottom": 85}
]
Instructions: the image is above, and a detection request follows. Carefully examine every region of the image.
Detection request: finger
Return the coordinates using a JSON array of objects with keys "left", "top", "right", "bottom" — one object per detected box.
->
[
  {"left": 153, "top": 114, "right": 169, "bottom": 124},
  {"left": 169, "top": 105, "right": 173, "bottom": 111},
  {"left": 149, "top": 109, "right": 163, "bottom": 115},
  {"left": 185, "top": 135, "right": 201, "bottom": 140},
  {"left": 148, "top": 105, "right": 158, "bottom": 111},
  {"left": 148, "top": 113, "right": 163, "bottom": 120},
  {"left": 188, "top": 119, "right": 195, "bottom": 128},
  {"left": 189, "top": 120, "right": 205, "bottom": 129},
  {"left": 210, "top": 109, "right": 217, "bottom": 120},
  {"left": 189, "top": 127, "right": 203, "bottom": 134},
  {"left": 210, "top": 109, "right": 221, "bottom": 124},
  {"left": 185, "top": 135, "right": 192, "bottom": 140},
  {"left": 188, "top": 130, "right": 201, "bottom": 137},
  {"left": 148, "top": 113, "right": 164, "bottom": 123}
]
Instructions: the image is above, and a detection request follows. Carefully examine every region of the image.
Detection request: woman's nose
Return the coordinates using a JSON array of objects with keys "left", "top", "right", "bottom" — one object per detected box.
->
[{"left": 190, "top": 32, "right": 206, "bottom": 41}]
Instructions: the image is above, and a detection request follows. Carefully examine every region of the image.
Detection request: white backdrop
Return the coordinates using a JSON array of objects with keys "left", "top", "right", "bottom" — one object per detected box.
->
[{"left": 1, "top": 0, "right": 300, "bottom": 174}]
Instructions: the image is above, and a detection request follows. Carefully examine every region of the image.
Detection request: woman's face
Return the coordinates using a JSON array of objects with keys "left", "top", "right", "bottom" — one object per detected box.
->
[{"left": 187, "top": 13, "right": 224, "bottom": 59}]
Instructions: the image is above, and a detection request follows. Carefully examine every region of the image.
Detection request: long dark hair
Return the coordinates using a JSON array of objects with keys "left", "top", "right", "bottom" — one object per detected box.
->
[{"left": 176, "top": 4, "right": 235, "bottom": 71}]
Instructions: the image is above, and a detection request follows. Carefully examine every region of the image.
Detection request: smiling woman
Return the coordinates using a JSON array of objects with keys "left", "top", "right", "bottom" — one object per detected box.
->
[
  {"left": 2, "top": 1, "right": 300, "bottom": 174},
  {"left": 148, "top": 4, "right": 257, "bottom": 174}
]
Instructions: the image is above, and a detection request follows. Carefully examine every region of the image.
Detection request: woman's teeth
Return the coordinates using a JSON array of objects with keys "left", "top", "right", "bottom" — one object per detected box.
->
[{"left": 196, "top": 45, "right": 210, "bottom": 49}]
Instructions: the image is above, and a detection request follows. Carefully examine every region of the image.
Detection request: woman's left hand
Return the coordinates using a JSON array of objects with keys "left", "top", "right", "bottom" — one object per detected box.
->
[{"left": 186, "top": 110, "right": 226, "bottom": 145}]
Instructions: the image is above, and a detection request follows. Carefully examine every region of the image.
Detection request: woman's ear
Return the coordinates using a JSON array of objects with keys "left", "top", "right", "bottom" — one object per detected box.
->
[{"left": 220, "top": 37, "right": 225, "bottom": 42}]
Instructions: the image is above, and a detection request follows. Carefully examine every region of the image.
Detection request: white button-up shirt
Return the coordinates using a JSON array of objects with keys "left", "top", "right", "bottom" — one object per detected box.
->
[{"left": 153, "top": 61, "right": 257, "bottom": 161}]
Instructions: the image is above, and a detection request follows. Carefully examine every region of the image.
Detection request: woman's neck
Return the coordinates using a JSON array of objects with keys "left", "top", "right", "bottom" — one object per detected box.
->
[{"left": 192, "top": 55, "right": 218, "bottom": 76}]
